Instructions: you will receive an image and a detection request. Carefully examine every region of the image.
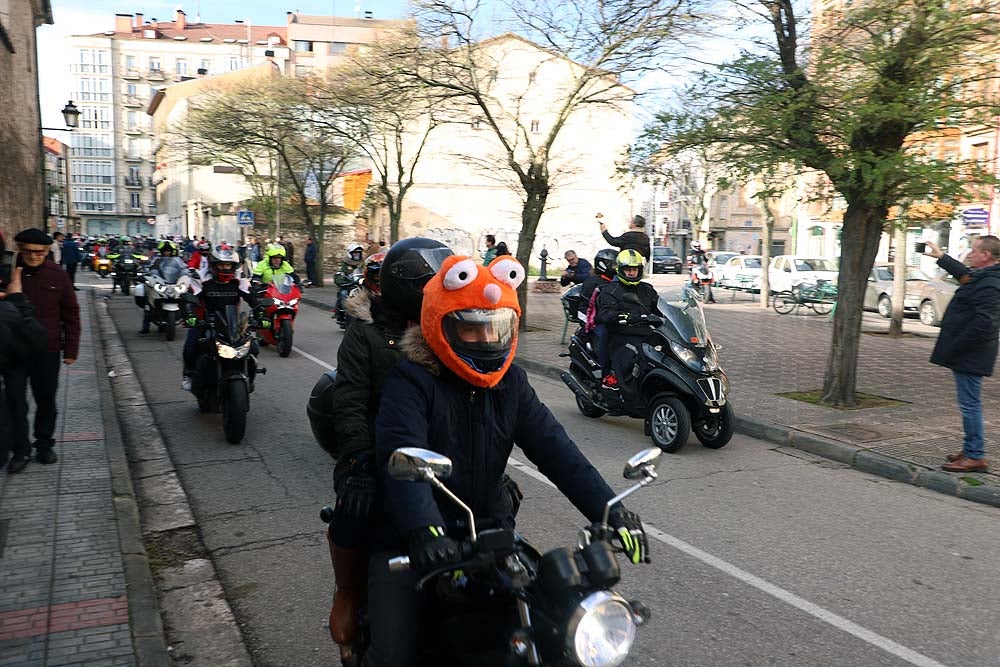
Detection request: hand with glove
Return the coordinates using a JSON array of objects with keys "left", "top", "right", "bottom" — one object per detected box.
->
[
  {"left": 184, "top": 316, "right": 198, "bottom": 328},
  {"left": 409, "top": 526, "right": 463, "bottom": 575},
  {"left": 258, "top": 318, "right": 272, "bottom": 330},
  {"left": 608, "top": 506, "right": 649, "bottom": 564},
  {"left": 333, "top": 455, "right": 376, "bottom": 521}
]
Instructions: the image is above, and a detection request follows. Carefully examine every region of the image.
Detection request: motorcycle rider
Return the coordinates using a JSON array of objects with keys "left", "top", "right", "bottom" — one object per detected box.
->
[
  {"left": 579, "top": 248, "right": 619, "bottom": 368},
  {"left": 187, "top": 240, "right": 212, "bottom": 279},
  {"left": 138, "top": 240, "right": 186, "bottom": 335},
  {"left": 595, "top": 249, "right": 661, "bottom": 398},
  {"left": 366, "top": 254, "right": 649, "bottom": 667},
  {"left": 252, "top": 243, "right": 300, "bottom": 286},
  {"left": 107, "top": 240, "right": 146, "bottom": 294},
  {"left": 688, "top": 241, "right": 716, "bottom": 303},
  {"left": 308, "top": 238, "right": 454, "bottom": 662},
  {"left": 180, "top": 245, "right": 259, "bottom": 392},
  {"left": 334, "top": 243, "right": 365, "bottom": 322}
]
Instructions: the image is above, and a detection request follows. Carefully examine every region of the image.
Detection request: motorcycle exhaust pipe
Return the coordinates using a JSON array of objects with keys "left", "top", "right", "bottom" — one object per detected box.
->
[{"left": 561, "top": 371, "right": 598, "bottom": 408}]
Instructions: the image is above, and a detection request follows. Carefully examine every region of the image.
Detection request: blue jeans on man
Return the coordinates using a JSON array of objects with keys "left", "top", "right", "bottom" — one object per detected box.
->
[{"left": 953, "top": 371, "right": 985, "bottom": 460}]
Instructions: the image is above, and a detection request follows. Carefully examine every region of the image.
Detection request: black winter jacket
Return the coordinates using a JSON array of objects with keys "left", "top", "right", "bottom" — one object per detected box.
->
[
  {"left": 0, "top": 294, "right": 48, "bottom": 371},
  {"left": 930, "top": 256, "right": 1000, "bottom": 376},
  {"left": 595, "top": 278, "right": 660, "bottom": 334},
  {"left": 374, "top": 329, "right": 616, "bottom": 547},
  {"left": 602, "top": 229, "right": 651, "bottom": 262},
  {"left": 328, "top": 289, "right": 408, "bottom": 467}
]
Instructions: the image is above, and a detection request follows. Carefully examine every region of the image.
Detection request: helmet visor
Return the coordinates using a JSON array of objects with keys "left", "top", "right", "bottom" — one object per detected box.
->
[
  {"left": 389, "top": 247, "right": 454, "bottom": 284},
  {"left": 442, "top": 308, "right": 518, "bottom": 373}
]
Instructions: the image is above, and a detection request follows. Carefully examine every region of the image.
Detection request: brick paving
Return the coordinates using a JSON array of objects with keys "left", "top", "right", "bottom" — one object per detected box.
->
[{"left": 0, "top": 291, "right": 137, "bottom": 667}]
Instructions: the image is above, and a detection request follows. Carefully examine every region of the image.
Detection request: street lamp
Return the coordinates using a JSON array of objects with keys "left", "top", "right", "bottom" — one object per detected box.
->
[{"left": 41, "top": 100, "right": 80, "bottom": 132}]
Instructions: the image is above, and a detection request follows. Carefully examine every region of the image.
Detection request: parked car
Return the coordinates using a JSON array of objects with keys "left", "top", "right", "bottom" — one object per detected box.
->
[
  {"left": 863, "top": 264, "right": 932, "bottom": 318},
  {"left": 652, "top": 246, "right": 684, "bottom": 274},
  {"left": 916, "top": 271, "right": 959, "bottom": 326},
  {"left": 706, "top": 251, "right": 738, "bottom": 267},
  {"left": 768, "top": 255, "right": 839, "bottom": 294},
  {"left": 717, "top": 254, "right": 764, "bottom": 291}
]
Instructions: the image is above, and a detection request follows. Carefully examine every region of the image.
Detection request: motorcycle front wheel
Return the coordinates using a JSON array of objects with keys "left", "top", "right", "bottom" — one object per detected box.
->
[
  {"left": 222, "top": 382, "right": 249, "bottom": 444},
  {"left": 694, "top": 403, "right": 735, "bottom": 449},
  {"left": 121, "top": 280, "right": 130, "bottom": 296},
  {"left": 163, "top": 310, "right": 176, "bottom": 342},
  {"left": 277, "top": 319, "right": 293, "bottom": 358},
  {"left": 648, "top": 394, "right": 691, "bottom": 453}
]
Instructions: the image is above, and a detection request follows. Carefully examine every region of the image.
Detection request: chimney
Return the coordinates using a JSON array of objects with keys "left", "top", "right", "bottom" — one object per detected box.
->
[
  {"left": 115, "top": 13, "right": 133, "bottom": 33},
  {"left": 135, "top": 13, "right": 143, "bottom": 27},
  {"left": 150, "top": 17, "right": 159, "bottom": 30},
  {"left": 176, "top": 9, "right": 186, "bottom": 30},
  {"left": 364, "top": 10, "right": 373, "bottom": 19},
  {"left": 197, "top": 67, "right": 207, "bottom": 76},
  {"left": 287, "top": 11, "right": 295, "bottom": 24}
]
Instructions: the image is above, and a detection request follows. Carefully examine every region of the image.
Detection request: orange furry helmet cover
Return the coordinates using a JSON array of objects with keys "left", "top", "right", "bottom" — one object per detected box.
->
[{"left": 421, "top": 255, "right": 525, "bottom": 388}]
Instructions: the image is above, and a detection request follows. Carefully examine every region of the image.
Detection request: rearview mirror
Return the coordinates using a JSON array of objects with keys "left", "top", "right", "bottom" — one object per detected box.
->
[
  {"left": 624, "top": 448, "right": 661, "bottom": 480},
  {"left": 388, "top": 448, "right": 453, "bottom": 482}
]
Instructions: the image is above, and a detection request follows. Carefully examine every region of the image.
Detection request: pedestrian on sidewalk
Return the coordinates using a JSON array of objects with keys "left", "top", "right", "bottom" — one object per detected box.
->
[
  {"left": 50, "top": 232, "right": 63, "bottom": 265},
  {"left": 482, "top": 234, "right": 498, "bottom": 266},
  {"left": 924, "top": 237, "right": 1000, "bottom": 473},
  {"left": 62, "top": 232, "right": 82, "bottom": 289},
  {"left": 14, "top": 228, "right": 80, "bottom": 468},
  {"left": 305, "top": 236, "right": 318, "bottom": 286},
  {"left": 0, "top": 232, "right": 49, "bottom": 473},
  {"left": 559, "top": 250, "right": 592, "bottom": 287}
]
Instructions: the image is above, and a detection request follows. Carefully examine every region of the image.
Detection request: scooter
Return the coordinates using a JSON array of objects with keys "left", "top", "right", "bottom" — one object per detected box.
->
[
  {"left": 321, "top": 446, "right": 659, "bottom": 667},
  {"left": 689, "top": 257, "right": 715, "bottom": 303},
  {"left": 560, "top": 286, "right": 734, "bottom": 453},
  {"left": 257, "top": 275, "right": 301, "bottom": 357},
  {"left": 186, "top": 299, "right": 266, "bottom": 444}
]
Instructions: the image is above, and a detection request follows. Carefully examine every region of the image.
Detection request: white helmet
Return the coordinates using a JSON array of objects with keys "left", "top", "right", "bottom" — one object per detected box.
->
[
  {"left": 346, "top": 243, "right": 364, "bottom": 261},
  {"left": 691, "top": 241, "right": 702, "bottom": 251}
]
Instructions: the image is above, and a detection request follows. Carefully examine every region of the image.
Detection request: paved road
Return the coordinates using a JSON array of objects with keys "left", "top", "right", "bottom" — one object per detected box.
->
[{"left": 94, "top": 277, "right": 1000, "bottom": 667}]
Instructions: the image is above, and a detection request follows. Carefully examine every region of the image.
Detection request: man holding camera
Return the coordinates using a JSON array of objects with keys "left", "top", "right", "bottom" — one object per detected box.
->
[{"left": 923, "top": 236, "right": 1000, "bottom": 472}]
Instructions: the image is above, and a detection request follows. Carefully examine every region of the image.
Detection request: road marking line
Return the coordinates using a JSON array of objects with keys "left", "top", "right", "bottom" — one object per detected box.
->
[
  {"left": 292, "top": 346, "right": 335, "bottom": 371},
  {"left": 507, "top": 456, "right": 948, "bottom": 667},
  {"left": 292, "top": 347, "right": 947, "bottom": 667}
]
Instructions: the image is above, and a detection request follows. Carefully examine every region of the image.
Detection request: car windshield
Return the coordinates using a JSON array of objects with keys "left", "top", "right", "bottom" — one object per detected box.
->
[
  {"left": 743, "top": 258, "right": 762, "bottom": 269},
  {"left": 653, "top": 248, "right": 676, "bottom": 259},
  {"left": 794, "top": 258, "right": 837, "bottom": 271},
  {"left": 658, "top": 288, "right": 711, "bottom": 348},
  {"left": 712, "top": 253, "right": 737, "bottom": 264},
  {"left": 876, "top": 267, "right": 931, "bottom": 281}
]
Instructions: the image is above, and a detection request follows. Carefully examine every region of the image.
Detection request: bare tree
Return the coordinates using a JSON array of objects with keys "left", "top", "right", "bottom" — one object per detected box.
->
[
  {"left": 393, "top": 0, "right": 692, "bottom": 327},
  {"left": 174, "top": 77, "right": 358, "bottom": 286}
]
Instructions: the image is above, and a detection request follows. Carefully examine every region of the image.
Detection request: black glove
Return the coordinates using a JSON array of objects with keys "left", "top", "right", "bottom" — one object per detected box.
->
[
  {"left": 608, "top": 506, "right": 649, "bottom": 564},
  {"left": 334, "top": 469, "right": 376, "bottom": 521},
  {"left": 409, "top": 526, "right": 462, "bottom": 575}
]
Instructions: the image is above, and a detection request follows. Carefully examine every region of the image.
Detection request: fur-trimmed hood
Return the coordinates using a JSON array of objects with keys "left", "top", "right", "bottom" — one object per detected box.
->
[
  {"left": 399, "top": 326, "right": 442, "bottom": 375},
  {"left": 345, "top": 287, "right": 375, "bottom": 323}
]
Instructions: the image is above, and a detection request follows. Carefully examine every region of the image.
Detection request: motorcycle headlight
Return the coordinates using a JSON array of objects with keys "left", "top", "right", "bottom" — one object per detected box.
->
[
  {"left": 175, "top": 283, "right": 188, "bottom": 294},
  {"left": 153, "top": 283, "right": 167, "bottom": 293},
  {"left": 288, "top": 298, "right": 298, "bottom": 306},
  {"left": 566, "top": 591, "right": 636, "bottom": 667},
  {"left": 703, "top": 344, "right": 719, "bottom": 372},
  {"left": 669, "top": 341, "right": 703, "bottom": 372},
  {"left": 215, "top": 340, "right": 251, "bottom": 359}
]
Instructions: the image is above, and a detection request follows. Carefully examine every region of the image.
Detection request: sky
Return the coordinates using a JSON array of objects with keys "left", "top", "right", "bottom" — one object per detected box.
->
[{"left": 37, "top": 0, "right": 411, "bottom": 131}]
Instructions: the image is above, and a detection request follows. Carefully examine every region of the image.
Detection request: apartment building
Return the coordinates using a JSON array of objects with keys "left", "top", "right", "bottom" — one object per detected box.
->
[
  {"left": 284, "top": 11, "right": 402, "bottom": 77},
  {"left": 66, "top": 10, "right": 289, "bottom": 237},
  {"left": 43, "top": 136, "right": 74, "bottom": 233}
]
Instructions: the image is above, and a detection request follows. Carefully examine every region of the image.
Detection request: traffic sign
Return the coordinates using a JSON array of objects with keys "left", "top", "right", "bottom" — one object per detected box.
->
[
  {"left": 962, "top": 207, "right": 989, "bottom": 226},
  {"left": 237, "top": 210, "right": 255, "bottom": 225}
]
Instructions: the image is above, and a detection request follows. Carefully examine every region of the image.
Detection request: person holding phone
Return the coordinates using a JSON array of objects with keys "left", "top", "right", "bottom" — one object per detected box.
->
[
  {"left": 923, "top": 236, "right": 1000, "bottom": 472},
  {"left": 0, "top": 231, "right": 49, "bottom": 473}
]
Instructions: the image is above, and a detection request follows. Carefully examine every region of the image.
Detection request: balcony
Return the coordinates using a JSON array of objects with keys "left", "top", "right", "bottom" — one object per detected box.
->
[
  {"left": 124, "top": 126, "right": 146, "bottom": 135},
  {"left": 147, "top": 69, "right": 164, "bottom": 80},
  {"left": 122, "top": 95, "right": 144, "bottom": 107},
  {"left": 124, "top": 154, "right": 144, "bottom": 162},
  {"left": 150, "top": 174, "right": 166, "bottom": 187},
  {"left": 122, "top": 69, "right": 142, "bottom": 80},
  {"left": 123, "top": 177, "right": 143, "bottom": 187}
]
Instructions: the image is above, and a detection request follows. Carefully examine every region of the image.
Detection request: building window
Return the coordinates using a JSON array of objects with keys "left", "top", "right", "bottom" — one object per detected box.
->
[
  {"left": 530, "top": 120, "right": 539, "bottom": 133},
  {"left": 294, "top": 40, "right": 313, "bottom": 52},
  {"left": 228, "top": 56, "right": 240, "bottom": 71},
  {"left": 176, "top": 59, "right": 187, "bottom": 76},
  {"left": 71, "top": 134, "right": 114, "bottom": 158},
  {"left": 329, "top": 42, "right": 347, "bottom": 55},
  {"left": 528, "top": 71, "right": 536, "bottom": 85},
  {"left": 71, "top": 160, "right": 114, "bottom": 184},
  {"left": 77, "top": 78, "right": 111, "bottom": 102},
  {"left": 80, "top": 105, "right": 112, "bottom": 130},
  {"left": 294, "top": 64, "right": 312, "bottom": 77},
  {"left": 130, "top": 193, "right": 141, "bottom": 210},
  {"left": 149, "top": 57, "right": 160, "bottom": 71},
  {"left": 489, "top": 69, "right": 498, "bottom": 84},
  {"left": 128, "top": 166, "right": 140, "bottom": 183},
  {"left": 200, "top": 59, "right": 210, "bottom": 72},
  {"left": 126, "top": 82, "right": 137, "bottom": 96},
  {"left": 127, "top": 111, "right": 138, "bottom": 129},
  {"left": 77, "top": 49, "right": 110, "bottom": 73},
  {"left": 126, "top": 55, "right": 136, "bottom": 71},
  {"left": 72, "top": 187, "right": 116, "bottom": 211},
  {"left": 471, "top": 118, "right": 482, "bottom": 130}
]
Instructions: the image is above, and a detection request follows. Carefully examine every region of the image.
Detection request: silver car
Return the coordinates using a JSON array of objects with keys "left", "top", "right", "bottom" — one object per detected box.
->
[
  {"left": 863, "top": 264, "right": 931, "bottom": 318},
  {"left": 916, "top": 271, "right": 959, "bottom": 326}
]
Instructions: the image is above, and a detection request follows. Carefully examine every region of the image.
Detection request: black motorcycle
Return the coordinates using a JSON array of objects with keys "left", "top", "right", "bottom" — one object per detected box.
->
[
  {"left": 109, "top": 253, "right": 143, "bottom": 295},
  {"left": 560, "top": 285, "right": 733, "bottom": 453},
  {"left": 187, "top": 301, "right": 265, "bottom": 444},
  {"left": 326, "top": 446, "right": 658, "bottom": 667},
  {"left": 332, "top": 270, "right": 362, "bottom": 330}
]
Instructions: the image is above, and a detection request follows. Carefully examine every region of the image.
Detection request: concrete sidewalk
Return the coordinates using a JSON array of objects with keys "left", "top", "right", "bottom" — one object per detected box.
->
[
  {"left": 0, "top": 290, "right": 167, "bottom": 667},
  {"left": 302, "top": 281, "right": 1000, "bottom": 507}
]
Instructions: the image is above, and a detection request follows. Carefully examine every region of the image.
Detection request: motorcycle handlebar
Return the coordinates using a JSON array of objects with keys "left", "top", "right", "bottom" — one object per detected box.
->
[{"left": 388, "top": 556, "right": 411, "bottom": 572}]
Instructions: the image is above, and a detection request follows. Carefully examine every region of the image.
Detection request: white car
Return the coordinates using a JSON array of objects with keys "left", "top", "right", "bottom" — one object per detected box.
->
[
  {"left": 769, "top": 255, "right": 839, "bottom": 294},
  {"left": 717, "top": 255, "right": 764, "bottom": 291}
]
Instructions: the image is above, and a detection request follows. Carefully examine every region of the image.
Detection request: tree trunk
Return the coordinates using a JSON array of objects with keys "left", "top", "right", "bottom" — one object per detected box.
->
[
  {"left": 888, "top": 224, "right": 907, "bottom": 337},
  {"left": 387, "top": 193, "right": 403, "bottom": 244},
  {"left": 314, "top": 222, "right": 326, "bottom": 287},
  {"left": 759, "top": 200, "right": 775, "bottom": 309},
  {"left": 515, "top": 183, "right": 549, "bottom": 331},
  {"left": 821, "top": 205, "right": 884, "bottom": 406}
]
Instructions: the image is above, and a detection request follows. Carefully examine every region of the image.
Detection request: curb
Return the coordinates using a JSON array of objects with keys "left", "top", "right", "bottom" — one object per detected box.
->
[
  {"left": 300, "top": 293, "right": 338, "bottom": 313},
  {"left": 95, "top": 296, "right": 254, "bottom": 666},
  {"left": 90, "top": 292, "right": 171, "bottom": 667},
  {"left": 519, "top": 355, "right": 1000, "bottom": 509}
]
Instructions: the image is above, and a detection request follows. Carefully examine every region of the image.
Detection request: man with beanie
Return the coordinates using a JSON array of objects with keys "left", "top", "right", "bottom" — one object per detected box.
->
[{"left": 14, "top": 228, "right": 80, "bottom": 467}]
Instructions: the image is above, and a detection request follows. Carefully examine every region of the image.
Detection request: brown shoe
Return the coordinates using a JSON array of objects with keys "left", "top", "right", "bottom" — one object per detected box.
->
[
  {"left": 946, "top": 452, "right": 965, "bottom": 462},
  {"left": 328, "top": 541, "right": 368, "bottom": 647},
  {"left": 942, "top": 457, "right": 989, "bottom": 472}
]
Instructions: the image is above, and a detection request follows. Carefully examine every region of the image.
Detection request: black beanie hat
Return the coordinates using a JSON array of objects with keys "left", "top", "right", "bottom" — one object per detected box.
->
[{"left": 14, "top": 228, "right": 53, "bottom": 245}]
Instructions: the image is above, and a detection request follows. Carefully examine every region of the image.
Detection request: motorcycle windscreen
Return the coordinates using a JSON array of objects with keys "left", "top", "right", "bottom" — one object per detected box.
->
[
  {"left": 159, "top": 259, "right": 186, "bottom": 283},
  {"left": 657, "top": 292, "right": 711, "bottom": 347},
  {"left": 273, "top": 274, "right": 295, "bottom": 295},
  {"left": 215, "top": 305, "right": 249, "bottom": 344}
]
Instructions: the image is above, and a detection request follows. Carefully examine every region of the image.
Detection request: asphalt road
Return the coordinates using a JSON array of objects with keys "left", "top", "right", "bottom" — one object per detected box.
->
[{"left": 92, "top": 275, "right": 1000, "bottom": 667}]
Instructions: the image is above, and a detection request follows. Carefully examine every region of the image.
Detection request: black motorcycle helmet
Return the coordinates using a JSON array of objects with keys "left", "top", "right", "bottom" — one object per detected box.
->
[
  {"left": 380, "top": 237, "right": 454, "bottom": 322},
  {"left": 307, "top": 370, "right": 339, "bottom": 458},
  {"left": 593, "top": 247, "right": 618, "bottom": 279}
]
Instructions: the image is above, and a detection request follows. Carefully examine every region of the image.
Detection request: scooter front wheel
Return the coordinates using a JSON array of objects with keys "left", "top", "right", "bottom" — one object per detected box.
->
[
  {"left": 575, "top": 394, "right": 606, "bottom": 419},
  {"left": 647, "top": 394, "right": 690, "bottom": 453},
  {"left": 694, "top": 402, "right": 734, "bottom": 449}
]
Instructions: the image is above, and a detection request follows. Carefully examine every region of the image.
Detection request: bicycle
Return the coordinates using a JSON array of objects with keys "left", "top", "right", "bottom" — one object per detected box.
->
[{"left": 772, "top": 279, "right": 837, "bottom": 315}]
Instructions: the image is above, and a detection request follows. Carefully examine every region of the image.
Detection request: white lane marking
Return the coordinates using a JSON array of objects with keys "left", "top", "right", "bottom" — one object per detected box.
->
[
  {"left": 507, "top": 456, "right": 948, "bottom": 667},
  {"left": 292, "top": 346, "right": 335, "bottom": 371},
  {"left": 291, "top": 345, "right": 947, "bottom": 667}
]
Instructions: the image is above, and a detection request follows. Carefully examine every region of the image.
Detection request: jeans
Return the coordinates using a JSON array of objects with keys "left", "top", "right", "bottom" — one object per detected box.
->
[
  {"left": 26, "top": 351, "right": 62, "bottom": 449},
  {"left": 1, "top": 366, "right": 30, "bottom": 459},
  {"left": 953, "top": 371, "right": 985, "bottom": 460},
  {"left": 592, "top": 324, "right": 609, "bottom": 371}
]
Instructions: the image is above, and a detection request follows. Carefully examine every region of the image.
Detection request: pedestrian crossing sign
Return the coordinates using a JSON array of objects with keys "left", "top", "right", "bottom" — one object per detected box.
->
[{"left": 237, "top": 210, "right": 255, "bottom": 225}]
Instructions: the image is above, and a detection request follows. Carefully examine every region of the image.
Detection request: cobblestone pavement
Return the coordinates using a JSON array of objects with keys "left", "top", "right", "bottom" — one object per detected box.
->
[
  {"left": 0, "top": 291, "right": 137, "bottom": 667},
  {"left": 302, "top": 279, "right": 1000, "bottom": 498}
]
